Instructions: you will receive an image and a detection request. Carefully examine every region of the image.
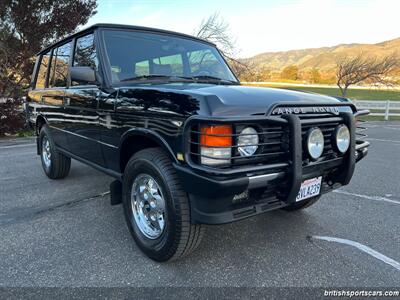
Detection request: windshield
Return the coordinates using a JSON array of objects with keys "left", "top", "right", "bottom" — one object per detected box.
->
[{"left": 102, "top": 29, "right": 238, "bottom": 84}]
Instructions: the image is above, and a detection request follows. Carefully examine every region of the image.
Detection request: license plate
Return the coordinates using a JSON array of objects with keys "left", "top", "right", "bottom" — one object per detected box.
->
[{"left": 296, "top": 176, "right": 322, "bottom": 202}]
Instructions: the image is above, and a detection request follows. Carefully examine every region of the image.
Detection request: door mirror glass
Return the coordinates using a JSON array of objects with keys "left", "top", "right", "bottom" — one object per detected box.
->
[{"left": 70, "top": 66, "right": 96, "bottom": 85}]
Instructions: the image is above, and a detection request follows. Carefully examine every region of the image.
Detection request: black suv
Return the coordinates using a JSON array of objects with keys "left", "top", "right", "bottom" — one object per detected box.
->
[{"left": 26, "top": 23, "right": 369, "bottom": 261}]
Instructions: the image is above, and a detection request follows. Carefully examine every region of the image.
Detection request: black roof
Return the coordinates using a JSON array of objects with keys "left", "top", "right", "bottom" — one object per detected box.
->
[{"left": 38, "top": 23, "right": 215, "bottom": 55}]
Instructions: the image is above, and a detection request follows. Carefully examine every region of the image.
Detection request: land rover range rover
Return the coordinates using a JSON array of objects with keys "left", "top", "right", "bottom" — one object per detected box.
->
[{"left": 26, "top": 24, "right": 369, "bottom": 261}]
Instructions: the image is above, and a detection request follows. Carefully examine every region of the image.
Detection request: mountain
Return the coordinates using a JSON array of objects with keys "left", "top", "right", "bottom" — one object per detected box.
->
[{"left": 243, "top": 37, "right": 400, "bottom": 81}]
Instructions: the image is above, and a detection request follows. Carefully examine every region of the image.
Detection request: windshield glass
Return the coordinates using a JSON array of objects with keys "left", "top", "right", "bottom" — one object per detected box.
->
[{"left": 102, "top": 29, "right": 238, "bottom": 84}]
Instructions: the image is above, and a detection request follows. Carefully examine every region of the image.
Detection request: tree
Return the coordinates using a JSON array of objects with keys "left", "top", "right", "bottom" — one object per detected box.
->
[
  {"left": 194, "top": 13, "right": 252, "bottom": 80},
  {"left": 336, "top": 52, "right": 399, "bottom": 97},
  {"left": 256, "top": 66, "right": 271, "bottom": 82},
  {"left": 0, "top": 0, "right": 97, "bottom": 135},
  {"left": 310, "top": 68, "right": 321, "bottom": 84},
  {"left": 281, "top": 65, "right": 299, "bottom": 81}
]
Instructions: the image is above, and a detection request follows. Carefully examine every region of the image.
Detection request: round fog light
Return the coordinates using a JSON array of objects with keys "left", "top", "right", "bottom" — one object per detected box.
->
[
  {"left": 238, "top": 127, "right": 259, "bottom": 156},
  {"left": 335, "top": 125, "right": 350, "bottom": 153},
  {"left": 307, "top": 128, "right": 324, "bottom": 159}
]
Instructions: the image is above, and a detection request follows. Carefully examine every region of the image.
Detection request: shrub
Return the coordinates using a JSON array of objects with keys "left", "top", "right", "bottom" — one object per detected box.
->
[{"left": 0, "top": 98, "right": 25, "bottom": 136}]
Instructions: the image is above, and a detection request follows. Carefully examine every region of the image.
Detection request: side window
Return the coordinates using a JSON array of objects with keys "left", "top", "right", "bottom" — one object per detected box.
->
[
  {"left": 49, "top": 42, "right": 71, "bottom": 88},
  {"left": 35, "top": 50, "right": 52, "bottom": 89},
  {"left": 72, "top": 33, "right": 98, "bottom": 86},
  {"left": 152, "top": 54, "right": 183, "bottom": 76}
]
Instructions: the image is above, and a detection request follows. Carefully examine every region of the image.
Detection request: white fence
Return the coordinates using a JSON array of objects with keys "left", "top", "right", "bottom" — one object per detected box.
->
[{"left": 352, "top": 100, "right": 400, "bottom": 120}]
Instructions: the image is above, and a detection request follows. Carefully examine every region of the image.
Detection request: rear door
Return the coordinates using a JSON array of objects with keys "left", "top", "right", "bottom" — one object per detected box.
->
[
  {"left": 45, "top": 42, "right": 73, "bottom": 150},
  {"left": 28, "top": 44, "right": 70, "bottom": 149}
]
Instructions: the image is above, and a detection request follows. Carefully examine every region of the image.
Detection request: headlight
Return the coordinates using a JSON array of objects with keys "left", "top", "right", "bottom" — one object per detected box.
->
[
  {"left": 307, "top": 127, "right": 324, "bottom": 159},
  {"left": 238, "top": 127, "right": 259, "bottom": 156},
  {"left": 200, "top": 147, "right": 231, "bottom": 165},
  {"left": 335, "top": 125, "right": 350, "bottom": 153},
  {"left": 200, "top": 125, "right": 232, "bottom": 166}
]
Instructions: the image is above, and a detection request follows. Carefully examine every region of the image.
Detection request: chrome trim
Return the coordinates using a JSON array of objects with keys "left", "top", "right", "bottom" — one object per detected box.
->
[
  {"left": 248, "top": 172, "right": 285, "bottom": 189},
  {"left": 355, "top": 140, "right": 370, "bottom": 151},
  {"left": 49, "top": 126, "right": 118, "bottom": 149},
  {"left": 354, "top": 110, "right": 370, "bottom": 117},
  {"left": 41, "top": 136, "right": 51, "bottom": 168},
  {"left": 42, "top": 112, "right": 99, "bottom": 119},
  {"left": 131, "top": 174, "right": 166, "bottom": 239}
]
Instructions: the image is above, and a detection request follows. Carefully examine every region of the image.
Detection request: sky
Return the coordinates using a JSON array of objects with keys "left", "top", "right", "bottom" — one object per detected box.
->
[{"left": 86, "top": 0, "right": 400, "bottom": 58}]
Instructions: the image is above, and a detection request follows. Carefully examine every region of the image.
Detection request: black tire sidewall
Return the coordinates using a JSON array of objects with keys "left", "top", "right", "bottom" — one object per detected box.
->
[{"left": 122, "top": 156, "right": 180, "bottom": 261}]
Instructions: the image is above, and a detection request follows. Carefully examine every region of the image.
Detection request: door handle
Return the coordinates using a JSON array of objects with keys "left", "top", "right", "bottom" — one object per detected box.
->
[{"left": 64, "top": 97, "right": 71, "bottom": 106}]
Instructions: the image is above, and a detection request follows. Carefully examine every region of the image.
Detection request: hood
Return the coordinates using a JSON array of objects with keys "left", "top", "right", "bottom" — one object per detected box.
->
[
  {"left": 117, "top": 83, "right": 350, "bottom": 117},
  {"left": 185, "top": 85, "right": 348, "bottom": 116}
]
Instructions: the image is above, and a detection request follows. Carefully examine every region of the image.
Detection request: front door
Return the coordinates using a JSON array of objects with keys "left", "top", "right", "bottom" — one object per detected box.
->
[
  {"left": 64, "top": 32, "right": 104, "bottom": 166},
  {"left": 64, "top": 86, "right": 104, "bottom": 166}
]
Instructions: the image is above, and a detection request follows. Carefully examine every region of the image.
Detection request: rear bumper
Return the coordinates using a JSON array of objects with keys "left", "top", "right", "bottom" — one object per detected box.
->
[{"left": 174, "top": 112, "right": 369, "bottom": 225}]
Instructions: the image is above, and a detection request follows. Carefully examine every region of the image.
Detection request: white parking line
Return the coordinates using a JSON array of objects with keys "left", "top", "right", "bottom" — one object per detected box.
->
[
  {"left": 333, "top": 190, "right": 400, "bottom": 205},
  {"left": 311, "top": 236, "right": 400, "bottom": 272},
  {"left": 366, "top": 138, "right": 400, "bottom": 144},
  {"left": 0, "top": 143, "right": 35, "bottom": 149},
  {"left": 0, "top": 151, "right": 35, "bottom": 158},
  {"left": 382, "top": 127, "right": 400, "bottom": 131},
  {"left": 367, "top": 124, "right": 400, "bottom": 129}
]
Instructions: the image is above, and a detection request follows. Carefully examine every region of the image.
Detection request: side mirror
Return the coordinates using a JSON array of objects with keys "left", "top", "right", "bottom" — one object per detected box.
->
[{"left": 70, "top": 66, "right": 96, "bottom": 85}]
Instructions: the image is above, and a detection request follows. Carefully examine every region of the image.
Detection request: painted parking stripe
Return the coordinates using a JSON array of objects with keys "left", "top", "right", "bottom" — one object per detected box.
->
[
  {"left": 367, "top": 124, "right": 400, "bottom": 129},
  {"left": 333, "top": 190, "right": 400, "bottom": 205},
  {"left": 0, "top": 143, "right": 35, "bottom": 149},
  {"left": 366, "top": 138, "right": 400, "bottom": 144},
  {"left": 311, "top": 236, "right": 400, "bottom": 272}
]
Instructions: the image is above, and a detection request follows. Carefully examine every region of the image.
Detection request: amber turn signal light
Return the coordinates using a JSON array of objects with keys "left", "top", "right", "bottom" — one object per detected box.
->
[{"left": 200, "top": 125, "right": 232, "bottom": 147}]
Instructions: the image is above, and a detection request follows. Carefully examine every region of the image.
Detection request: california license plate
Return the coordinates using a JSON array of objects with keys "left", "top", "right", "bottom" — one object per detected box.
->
[{"left": 296, "top": 176, "right": 322, "bottom": 202}]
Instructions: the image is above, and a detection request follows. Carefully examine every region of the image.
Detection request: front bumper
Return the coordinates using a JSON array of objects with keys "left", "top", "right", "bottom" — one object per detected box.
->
[{"left": 175, "top": 112, "right": 369, "bottom": 225}]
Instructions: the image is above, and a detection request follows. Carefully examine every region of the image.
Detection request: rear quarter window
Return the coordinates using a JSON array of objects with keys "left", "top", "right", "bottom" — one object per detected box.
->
[{"left": 35, "top": 50, "right": 52, "bottom": 89}]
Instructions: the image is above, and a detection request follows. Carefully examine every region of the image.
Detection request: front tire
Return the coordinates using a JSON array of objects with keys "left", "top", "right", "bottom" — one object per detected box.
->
[
  {"left": 122, "top": 148, "right": 204, "bottom": 262},
  {"left": 39, "top": 125, "right": 71, "bottom": 179}
]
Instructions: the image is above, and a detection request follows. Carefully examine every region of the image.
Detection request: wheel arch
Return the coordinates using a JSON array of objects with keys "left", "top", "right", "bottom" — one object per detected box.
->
[
  {"left": 119, "top": 129, "right": 178, "bottom": 173},
  {"left": 35, "top": 114, "right": 48, "bottom": 135}
]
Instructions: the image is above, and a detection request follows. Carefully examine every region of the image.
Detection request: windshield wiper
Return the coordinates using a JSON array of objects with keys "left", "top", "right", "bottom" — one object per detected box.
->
[
  {"left": 187, "top": 75, "right": 239, "bottom": 85},
  {"left": 120, "top": 75, "right": 192, "bottom": 83},
  {"left": 120, "top": 74, "right": 239, "bottom": 85}
]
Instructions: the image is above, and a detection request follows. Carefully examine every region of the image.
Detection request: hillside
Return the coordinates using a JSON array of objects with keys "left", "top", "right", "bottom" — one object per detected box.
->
[{"left": 243, "top": 37, "right": 400, "bottom": 82}]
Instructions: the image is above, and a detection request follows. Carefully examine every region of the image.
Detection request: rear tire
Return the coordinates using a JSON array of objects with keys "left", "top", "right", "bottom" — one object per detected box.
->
[
  {"left": 281, "top": 196, "right": 320, "bottom": 211},
  {"left": 122, "top": 147, "right": 204, "bottom": 262},
  {"left": 39, "top": 125, "right": 71, "bottom": 179}
]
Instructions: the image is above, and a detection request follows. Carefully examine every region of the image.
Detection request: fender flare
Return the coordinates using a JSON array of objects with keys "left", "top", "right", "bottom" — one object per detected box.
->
[
  {"left": 35, "top": 114, "right": 49, "bottom": 132},
  {"left": 118, "top": 128, "right": 179, "bottom": 164}
]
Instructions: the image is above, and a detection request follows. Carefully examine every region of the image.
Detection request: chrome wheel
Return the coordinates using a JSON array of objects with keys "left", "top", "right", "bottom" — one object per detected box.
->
[
  {"left": 131, "top": 174, "right": 166, "bottom": 239},
  {"left": 42, "top": 136, "right": 51, "bottom": 168}
]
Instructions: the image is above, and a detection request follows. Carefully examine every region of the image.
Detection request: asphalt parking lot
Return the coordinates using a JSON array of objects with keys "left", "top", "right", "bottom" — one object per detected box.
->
[{"left": 0, "top": 122, "right": 399, "bottom": 288}]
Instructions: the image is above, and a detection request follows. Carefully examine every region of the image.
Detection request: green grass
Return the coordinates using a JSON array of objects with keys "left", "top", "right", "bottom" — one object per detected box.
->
[
  {"left": 17, "top": 129, "right": 35, "bottom": 137},
  {"left": 246, "top": 83, "right": 400, "bottom": 101},
  {"left": 361, "top": 115, "right": 400, "bottom": 121}
]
